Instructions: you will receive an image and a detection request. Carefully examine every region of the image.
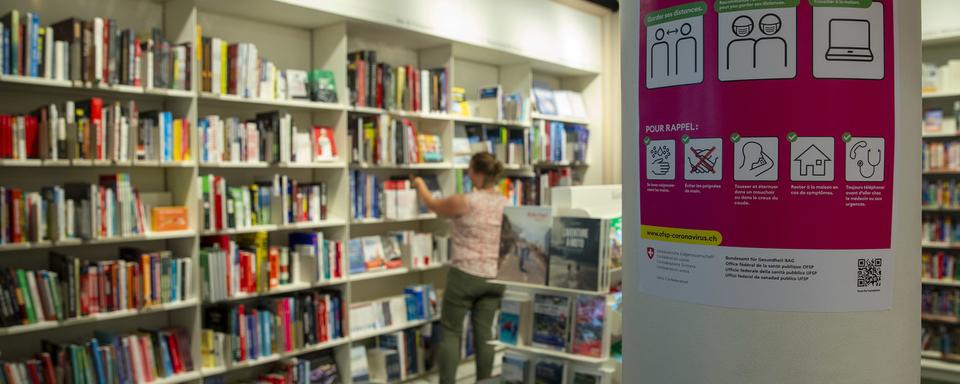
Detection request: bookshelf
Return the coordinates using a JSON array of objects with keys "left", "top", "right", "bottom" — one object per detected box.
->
[
  {"left": 0, "top": 0, "right": 605, "bottom": 383},
  {"left": 922, "top": 19, "right": 960, "bottom": 382}
]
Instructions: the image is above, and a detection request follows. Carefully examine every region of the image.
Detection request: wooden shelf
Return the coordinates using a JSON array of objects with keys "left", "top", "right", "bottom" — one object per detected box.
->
[
  {"left": 350, "top": 316, "right": 440, "bottom": 341},
  {"left": 922, "top": 242, "right": 960, "bottom": 249},
  {"left": 0, "top": 299, "right": 198, "bottom": 336},
  {"left": 199, "top": 218, "right": 347, "bottom": 236},
  {"left": 0, "top": 230, "right": 198, "bottom": 252},
  {"left": 348, "top": 267, "right": 412, "bottom": 282},
  {"left": 923, "top": 314, "right": 960, "bottom": 324},
  {"left": 199, "top": 161, "right": 346, "bottom": 169},
  {"left": 923, "top": 357, "right": 960, "bottom": 382},
  {"left": 490, "top": 341, "right": 608, "bottom": 364},
  {"left": 204, "top": 279, "right": 348, "bottom": 305},
  {"left": 350, "top": 214, "right": 440, "bottom": 225},
  {"left": 349, "top": 162, "right": 453, "bottom": 170},
  {"left": 531, "top": 112, "right": 590, "bottom": 125},
  {"left": 201, "top": 337, "right": 351, "bottom": 377},
  {"left": 923, "top": 278, "right": 960, "bottom": 288},
  {"left": 0, "top": 74, "right": 193, "bottom": 99},
  {"left": 198, "top": 92, "right": 348, "bottom": 111},
  {"left": 489, "top": 279, "right": 610, "bottom": 296}
]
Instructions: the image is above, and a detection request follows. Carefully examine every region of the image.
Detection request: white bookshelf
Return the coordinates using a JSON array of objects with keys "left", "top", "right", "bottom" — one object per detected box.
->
[
  {"left": 0, "top": 0, "right": 605, "bottom": 383},
  {"left": 922, "top": 17, "right": 960, "bottom": 381}
]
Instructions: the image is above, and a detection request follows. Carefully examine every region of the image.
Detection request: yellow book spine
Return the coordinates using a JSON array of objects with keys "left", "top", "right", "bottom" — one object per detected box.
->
[
  {"left": 221, "top": 44, "right": 228, "bottom": 94},
  {"left": 173, "top": 119, "right": 182, "bottom": 161}
]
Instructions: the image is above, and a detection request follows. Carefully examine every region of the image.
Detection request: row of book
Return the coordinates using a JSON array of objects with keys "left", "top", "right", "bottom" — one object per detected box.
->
[
  {"left": 199, "top": 114, "right": 337, "bottom": 165},
  {"left": 347, "top": 50, "right": 448, "bottom": 113},
  {"left": 349, "top": 172, "right": 440, "bottom": 221},
  {"left": 533, "top": 120, "right": 590, "bottom": 165},
  {"left": 924, "top": 251, "right": 960, "bottom": 282},
  {"left": 923, "top": 141, "right": 960, "bottom": 172},
  {"left": 453, "top": 167, "right": 575, "bottom": 207},
  {"left": 923, "top": 323, "right": 960, "bottom": 362},
  {"left": 473, "top": 85, "right": 528, "bottom": 122},
  {"left": 0, "top": 327, "right": 193, "bottom": 384},
  {"left": 0, "top": 99, "right": 190, "bottom": 162},
  {"left": 198, "top": 174, "right": 328, "bottom": 232},
  {"left": 923, "top": 215, "right": 960, "bottom": 244},
  {"left": 497, "top": 207, "right": 620, "bottom": 292},
  {"left": 924, "top": 286, "right": 960, "bottom": 319},
  {"left": 923, "top": 179, "right": 960, "bottom": 208},
  {"left": 348, "top": 115, "right": 443, "bottom": 165},
  {"left": 203, "top": 352, "right": 340, "bottom": 384},
  {"left": 0, "top": 249, "right": 191, "bottom": 329},
  {"left": 1, "top": 173, "right": 150, "bottom": 246},
  {"left": 347, "top": 232, "right": 450, "bottom": 276},
  {"left": 499, "top": 292, "right": 611, "bottom": 359},
  {"left": 502, "top": 351, "right": 612, "bottom": 384},
  {"left": 198, "top": 33, "right": 337, "bottom": 102},
  {"left": 1, "top": 11, "right": 191, "bottom": 90},
  {"left": 348, "top": 286, "right": 438, "bottom": 336},
  {"left": 532, "top": 83, "right": 589, "bottom": 118},
  {"left": 363, "top": 323, "right": 440, "bottom": 382},
  {"left": 199, "top": 232, "right": 345, "bottom": 303},
  {"left": 201, "top": 291, "right": 344, "bottom": 367}
]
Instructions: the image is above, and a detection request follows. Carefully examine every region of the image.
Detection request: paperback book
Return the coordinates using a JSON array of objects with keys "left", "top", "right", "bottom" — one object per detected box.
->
[
  {"left": 548, "top": 217, "right": 603, "bottom": 291},
  {"left": 498, "top": 206, "right": 553, "bottom": 285}
]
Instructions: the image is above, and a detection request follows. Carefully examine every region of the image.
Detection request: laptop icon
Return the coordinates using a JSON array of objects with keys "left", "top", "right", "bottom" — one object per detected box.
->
[{"left": 826, "top": 19, "right": 873, "bottom": 62}]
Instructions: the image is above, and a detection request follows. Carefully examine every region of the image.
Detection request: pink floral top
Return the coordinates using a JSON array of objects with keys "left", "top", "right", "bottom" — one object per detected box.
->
[{"left": 450, "top": 191, "right": 508, "bottom": 278}]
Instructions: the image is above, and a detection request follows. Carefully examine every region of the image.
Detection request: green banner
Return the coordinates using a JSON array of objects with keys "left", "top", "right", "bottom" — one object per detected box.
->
[
  {"left": 808, "top": 0, "right": 873, "bottom": 8},
  {"left": 715, "top": 0, "right": 799, "bottom": 13},
  {"left": 644, "top": 1, "right": 708, "bottom": 26}
]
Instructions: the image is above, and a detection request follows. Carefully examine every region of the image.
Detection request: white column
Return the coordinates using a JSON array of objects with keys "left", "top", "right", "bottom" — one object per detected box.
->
[{"left": 620, "top": 0, "right": 920, "bottom": 383}]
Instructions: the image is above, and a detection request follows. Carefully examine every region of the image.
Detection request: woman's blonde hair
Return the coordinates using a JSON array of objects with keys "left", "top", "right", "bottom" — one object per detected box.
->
[{"left": 469, "top": 152, "right": 504, "bottom": 188}]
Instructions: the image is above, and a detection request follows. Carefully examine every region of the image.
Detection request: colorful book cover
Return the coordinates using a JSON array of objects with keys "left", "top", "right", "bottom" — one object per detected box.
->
[
  {"left": 609, "top": 217, "right": 622, "bottom": 269},
  {"left": 531, "top": 293, "right": 570, "bottom": 351},
  {"left": 347, "top": 239, "right": 366, "bottom": 274},
  {"left": 502, "top": 352, "right": 530, "bottom": 384},
  {"left": 534, "top": 358, "right": 566, "bottom": 384},
  {"left": 571, "top": 295, "right": 605, "bottom": 357},
  {"left": 499, "top": 299, "right": 522, "bottom": 345},
  {"left": 498, "top": 206, "right": 552, "bottom": 285},
  {"left": 548, "top": 217, "right": 602, "bottom": 291}
]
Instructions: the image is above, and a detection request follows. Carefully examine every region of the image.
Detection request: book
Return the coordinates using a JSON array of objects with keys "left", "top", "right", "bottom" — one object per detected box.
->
[
  {"left": 498, "top": 293, "right": 532, "bottom": 346},
  {"left": 548, "top": 217, "right": 604, "bottom": 291},
  {"left": 533, "top": 358, "right": 566, "bottom": 384},
  {"left": 569, "top": 365, "right": 610, "bottom": 384},
  {"left": 531, "top": 293, "right": 571, "bottom": 351},
  {"left": 571, "top": 295, "right": 607, "bottom": 358},
  {"left": 349, "top": 345, "right": 370, "bottom": 382},
  {"left": 498, "top": 206, "right": 553, "bottom": 284},
  {"left": 501, "top": 352, "right": 531, "bottom": 384}
]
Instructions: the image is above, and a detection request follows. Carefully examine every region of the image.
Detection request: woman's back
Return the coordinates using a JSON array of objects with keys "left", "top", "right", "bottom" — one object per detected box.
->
[{"left": 450, "top": 190, "right": 508, "bottom": 278}]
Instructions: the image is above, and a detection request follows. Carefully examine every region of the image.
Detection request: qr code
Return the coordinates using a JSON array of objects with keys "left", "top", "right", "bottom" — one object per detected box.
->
[{"left": 857, "top": 258, "right": 882, "bottom": 287}]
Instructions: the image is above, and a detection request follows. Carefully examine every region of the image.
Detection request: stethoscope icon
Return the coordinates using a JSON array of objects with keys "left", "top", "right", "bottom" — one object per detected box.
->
[{"left": 849, "top": 141, "right": 881, "bottom": 178}]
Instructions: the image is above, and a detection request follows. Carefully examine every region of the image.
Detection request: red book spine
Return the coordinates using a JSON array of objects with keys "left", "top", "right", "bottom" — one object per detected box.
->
[
  {"left": 26, "top": 359, "right": 43, "bottom": 384},
  {"left": 237, "top": 304, "right": 246, "bottom": 361},
  {"left": 167, "top": 333, "right": 183, "bottom": 373},
  {"left": 138, "top": 336, "right": 154, "bottom": 382},
  {"left": 24, "top": 116, "right": 38, "bottom": 158},
  {"left": 376, "top": 64, "right": 383, "bottom": 108},
  {"left": 39, "top": 353, "right": 56, "bottom": 384},
  {"left": 90, "top": 98, "right": 103, "bottom": 160},
  {"left": 11, "top": 189, "right": 22, "bottom": 243},
  {"left": 213, "top": 176, "right": 223, "bottom": 230}
]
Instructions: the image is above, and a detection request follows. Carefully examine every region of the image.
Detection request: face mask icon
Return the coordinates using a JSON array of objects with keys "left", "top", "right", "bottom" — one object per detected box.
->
[
  {"left": 732, "top": 15, "right": 753, "bottom": 37},
  {"left": 759, "top": 14, "right": 782, "bottom": 35}
]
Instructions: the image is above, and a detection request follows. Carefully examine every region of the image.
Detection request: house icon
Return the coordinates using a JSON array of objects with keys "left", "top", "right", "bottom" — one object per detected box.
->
[{"left": 793, "top": 144, "right": 831, "bottom": 177}]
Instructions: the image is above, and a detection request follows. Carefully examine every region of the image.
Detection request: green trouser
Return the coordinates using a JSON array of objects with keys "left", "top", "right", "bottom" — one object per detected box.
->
[{"left": 439, "top": 267, "right": 505, "bottom": 384}]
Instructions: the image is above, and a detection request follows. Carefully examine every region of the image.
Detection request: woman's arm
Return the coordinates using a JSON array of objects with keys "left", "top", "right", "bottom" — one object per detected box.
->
[{"left": 412, "top": 177, "right": 470, "bottom": 217}]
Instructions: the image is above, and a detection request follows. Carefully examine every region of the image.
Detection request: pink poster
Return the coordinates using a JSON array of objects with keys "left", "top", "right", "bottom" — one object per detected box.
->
[{"left": 637, "top": 0, "right": 895, "bottom": 311}]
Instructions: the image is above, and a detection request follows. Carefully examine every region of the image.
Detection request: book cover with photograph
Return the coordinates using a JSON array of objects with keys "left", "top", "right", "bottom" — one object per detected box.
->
[
  {"left": 502, "top": 352, "right": 530, "bottom": 384},
  {"left": 572, "top": 295, "right": 606, "bottom": 357},
  {"left": 570, "top": 365, "right": 608, "bottom": 384},
  {"left": 498, "top": 206, "right": 553, "bottom": 285},
  {"left": 608, "top": 217, "right": 622, "bottom": 269},
  {"left": 532, "top": 293, "right": 570, "bottom": 351},
  {"left": 534, "top": 358, "right": 566, "bottom": 384},
  {"left": 548, "top": 217, "right": 602, "bottom": 291}
]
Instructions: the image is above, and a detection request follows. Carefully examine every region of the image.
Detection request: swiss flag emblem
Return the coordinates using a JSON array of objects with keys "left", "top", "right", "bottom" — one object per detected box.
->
[{"left": 647, "top": 247, "right": 655, "bottom": 259}]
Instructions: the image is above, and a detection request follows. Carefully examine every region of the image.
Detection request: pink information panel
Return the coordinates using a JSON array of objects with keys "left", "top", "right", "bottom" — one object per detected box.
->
[{"left": 637, "top": 0, "right": 895, "bottom": 311}]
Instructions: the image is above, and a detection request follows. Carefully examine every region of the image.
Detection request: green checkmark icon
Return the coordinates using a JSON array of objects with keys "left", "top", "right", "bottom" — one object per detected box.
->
[
  {"left": 730, "top": 133, "right": 741, "bottom": 143},
  {"left": 786, "top": 132, "right": 798, "bottom": 142},
  {"left": 681, "top": 134, "right": 690, "bottom": 144},
  {"left": 841, "top": 132, "right": 852, "bottom": 142},
  {"left": 643, "top": 137, "right": 651, "bottom": 145}
]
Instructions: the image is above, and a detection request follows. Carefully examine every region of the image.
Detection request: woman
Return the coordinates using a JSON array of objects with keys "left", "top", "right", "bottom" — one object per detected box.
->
[{"left": 412, "top": 152, "right": 507, "bottom": 383}]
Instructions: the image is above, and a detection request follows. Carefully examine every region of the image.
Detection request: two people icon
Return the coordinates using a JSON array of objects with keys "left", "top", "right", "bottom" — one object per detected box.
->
[
  {"left": 727, "top": 13, "right": 788, "bottom": 70},
  {"left": 650, "top": 22, "right": 699, "bottom": 79}
]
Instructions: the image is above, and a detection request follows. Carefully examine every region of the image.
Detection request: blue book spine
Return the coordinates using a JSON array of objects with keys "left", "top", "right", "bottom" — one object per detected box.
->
[
  {"left": 170, "top": 260, "right": 178, "bottom": 302},
  {"left": 158, "top": 335, "right": 173, "bottom": 377},
  {"left": 200, "top": 119, "right": 208, "bottom": 162},
  {"left": 163, "top": 112, "right": 173, "bottom": 161},
  {"left": 2, "top": 28, "right": 8, "bottom": 74},
  {"left": 89, "top": 338, "right": 107, "bottom": 384},
  {"left": 31, "top": 13, "right": 39, "bottom": 77},
  {"left": 247, "top": 313, "right": 257, "bottom": 359}
]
